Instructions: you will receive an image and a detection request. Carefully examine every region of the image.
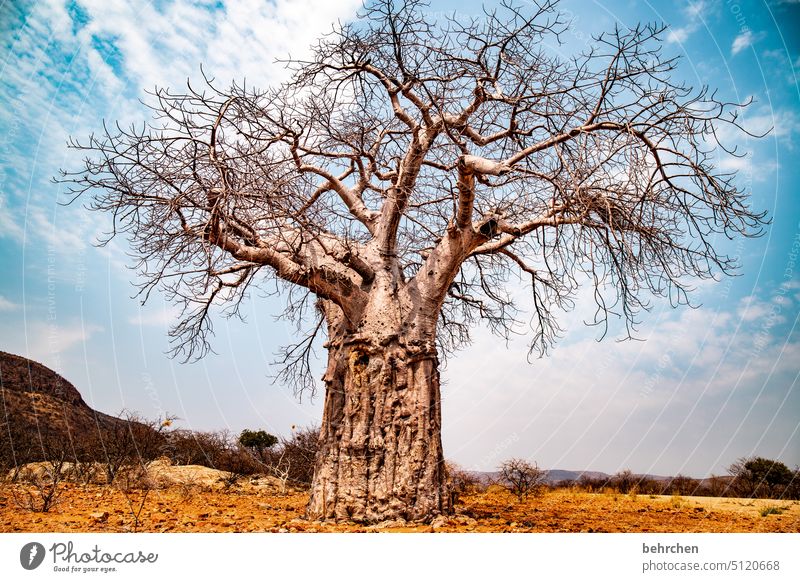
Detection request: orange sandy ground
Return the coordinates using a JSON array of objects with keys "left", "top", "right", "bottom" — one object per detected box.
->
[{"left": 1, "top": 483, "right": 798, "bottom": 533}]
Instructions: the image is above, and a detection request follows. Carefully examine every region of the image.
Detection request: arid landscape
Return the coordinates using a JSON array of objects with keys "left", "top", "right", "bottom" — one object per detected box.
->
[
  {"left": 2, "top": 350, "right": 799, "bottom": 534},
  {"left": 1, "top": 461, "right": 798, "bottom": 533}
]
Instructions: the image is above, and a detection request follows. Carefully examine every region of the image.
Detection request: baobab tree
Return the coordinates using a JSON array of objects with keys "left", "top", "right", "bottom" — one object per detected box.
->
[{"left": 63, "top": 0, "right": 766, "bottom": 522}]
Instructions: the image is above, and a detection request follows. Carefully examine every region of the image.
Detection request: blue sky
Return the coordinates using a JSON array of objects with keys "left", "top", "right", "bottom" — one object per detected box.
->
[{"left": 0, "top": 0, "right": 798, "bottom": 478}]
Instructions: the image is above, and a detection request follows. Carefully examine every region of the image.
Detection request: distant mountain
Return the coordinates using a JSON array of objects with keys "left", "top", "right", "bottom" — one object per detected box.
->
[
  {"left": 543, "top": 469, "right": 610, "bottom": 484},
  {"left": 471, "top": 469, "right": 611, "bottom": 485},
  {"left": 470, "top": 469, "right": 686, "bottom": 485},
  {"left": 0, "top": 350, "right": 132, "bottom": 452},
  {"left": 547, "top": 470, "right": 679, "bottom": 483}
]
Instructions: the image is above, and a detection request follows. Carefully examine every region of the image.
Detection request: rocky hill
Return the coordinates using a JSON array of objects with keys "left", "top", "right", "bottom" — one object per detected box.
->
[{"left": 0, "top": 351, "right": 124, "bottom": 453}]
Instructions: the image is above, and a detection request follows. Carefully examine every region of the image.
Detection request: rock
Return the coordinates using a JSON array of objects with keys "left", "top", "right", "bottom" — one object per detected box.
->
[
  {"left": 430, "top": 515, "right": 449, "bottom": 529},
  {"left": 456, "top": 516, "right": 477, "bottom": 526},
  {"left": 90, "top": 511, "right": 109, "bottom": 522},
  {"left": 370, "top": 518, "right": 408, "bottom": 529}
]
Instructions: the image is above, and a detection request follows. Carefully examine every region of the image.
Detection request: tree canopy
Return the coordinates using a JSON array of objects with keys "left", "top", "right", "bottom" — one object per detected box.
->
[
  {"left": 238, "top": 429, "right": 279, "bottom": 452},
  {"left": 63, "top": 0, "right": 766, "bottom": 396}
]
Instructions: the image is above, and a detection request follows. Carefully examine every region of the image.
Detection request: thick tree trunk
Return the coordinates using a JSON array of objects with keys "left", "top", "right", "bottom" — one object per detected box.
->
[{"left": 306, "top": 335, "right": 451, "bottom": 523}]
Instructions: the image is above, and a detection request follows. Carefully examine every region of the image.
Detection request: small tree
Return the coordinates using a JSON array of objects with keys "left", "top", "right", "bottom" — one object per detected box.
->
[
  {"left": 706, "top": 475, "right": 729, "bottom": 498},
  {"left": 613, "top": 469, "right": 637, "bottom": 494},
  {"left": 578, "top": 474, "right": 609, "bottom": 493},
  {"left": 665, "top": 474, "right": 699, "bottom": 496},
  {"left": 729, "top": 457, "right": 793, "bottom": 499},
  {"left": 238, "top": 429, "right": 278, "bottom": 463},
  {"left": 499, "top": 458, "right": 546, "bottom": 502},
  {"left": 788, "top": 468, "right": 800, "bottom": 501}
]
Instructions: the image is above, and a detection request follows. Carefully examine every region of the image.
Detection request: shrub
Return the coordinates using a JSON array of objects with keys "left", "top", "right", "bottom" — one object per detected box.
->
[
  {"left": 445, "top": 462, "right": 482, "bottom": 505},
  {"left": 760, "top": 505, "right": 784, "bottom": 517},
  {"left": 92, "top": 411, "right": 171, "bottom": 484},
  {"left": 11, "top": 427, "right": 71, "bottom": 512},
  {"left": 274, "top": 425, "right": 319, "bottom": 488},
  {"left": 164, "top": 429, "right": 260, "bottom": 477},
  {"left": 665, "top": 474, "right": 700, "bottom": 496},
  {"left": 498, "top": 458, "right": 546, "bottom": 501},
  {"left": 577, "top": 474, "right": 610, "bottom": 493}
]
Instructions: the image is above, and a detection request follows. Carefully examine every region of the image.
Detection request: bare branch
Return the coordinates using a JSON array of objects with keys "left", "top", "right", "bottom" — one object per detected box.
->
[{"left": 61, "top": 0, "right": 767, "bottom": 382}]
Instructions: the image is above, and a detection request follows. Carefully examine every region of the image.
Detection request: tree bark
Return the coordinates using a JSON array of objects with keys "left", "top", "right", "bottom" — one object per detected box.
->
[{"left": 306, "top": 333, "right": 450, "bottom": 523}]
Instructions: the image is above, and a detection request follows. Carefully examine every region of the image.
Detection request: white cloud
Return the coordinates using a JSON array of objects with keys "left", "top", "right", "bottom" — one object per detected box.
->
[
  {"left": 25, "top": 205, "right": 89, "bottom": 254},
  {"left": 737, "top": 295, "right": 778, "bottom": 322},
  {"left": 667, "top": 1, "right": 712, "bottom": 44},
  {"left": 731, "top": 30, "right": 766, "bottom": 56},
  {"left": 67, "top": 0, "right": 363, "bottom": 95},
  {"left": 684, "top": 0, "right": 708, "bottom": 18},
  {"left": 0, "top": 202, "right": 24, "bottom": 243},
  {"left": 667, "top": 27, "right": 691, "bottom": 44},
  {"left": 741, "top": 109, "right": 800, "bottom": 139},
  {"left": 128, "top": 303, "right": 179, "bottom": 328},
  {"left": 35, "top": 0, "right": 75, "bottom": 44},
  {"left": 712, "top": 105, "right": 800, "bottom": 159},
  {"left": 731, "top": 31, "right": 752, "bottom": 55},
  {"left": 0, "top": 296, "right": 20, "bottom": 311},
  {"left": 0, "top": 319, "right": 104, "bottom": 368},
  {"left": 761, "top": 49, "right": 800, "bottom": 87},
  {"left": 718, "top": 154, "right": 778, "bottom": 182}
]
